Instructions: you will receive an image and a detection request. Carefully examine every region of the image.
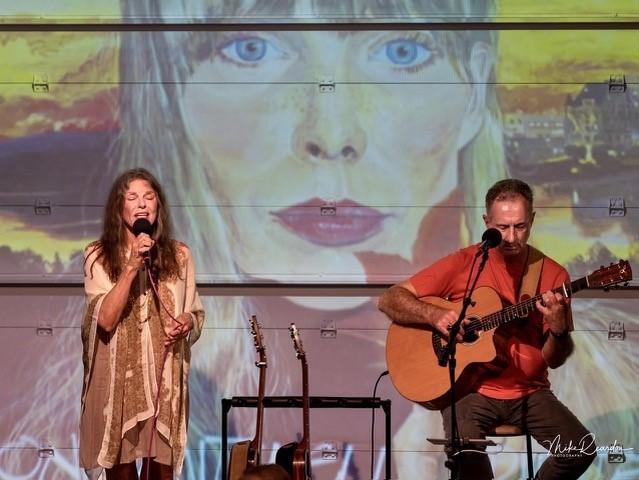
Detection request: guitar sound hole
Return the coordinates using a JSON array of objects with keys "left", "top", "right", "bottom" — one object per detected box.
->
[{"left": 462, "top": 331, "right": 479, "bottom": 343}]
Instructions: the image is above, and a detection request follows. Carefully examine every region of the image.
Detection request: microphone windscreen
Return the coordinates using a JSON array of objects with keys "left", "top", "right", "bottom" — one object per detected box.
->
[
  {"left": 132, "top": 218, "right": 153, "bottom": 237},
  {"left": 482, "top": 228, "right": 502, "bottom": 248}
]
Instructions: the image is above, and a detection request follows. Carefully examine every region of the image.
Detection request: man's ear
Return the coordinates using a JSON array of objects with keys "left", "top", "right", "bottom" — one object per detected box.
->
[
  {"left": 483, "top": 213, "right": 489, "bottom": 227},
  {"left": 456, "top": 41, "right": 494, "bottom": 149}
]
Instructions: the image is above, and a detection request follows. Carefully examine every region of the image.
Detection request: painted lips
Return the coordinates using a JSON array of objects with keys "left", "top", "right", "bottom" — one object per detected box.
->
[{"left": 271, "top": 198, "right": 390, "bottom": 247}]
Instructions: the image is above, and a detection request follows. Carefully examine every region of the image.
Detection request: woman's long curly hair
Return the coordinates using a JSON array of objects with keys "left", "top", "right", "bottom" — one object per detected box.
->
[{"left": 86, "top": 168, "right": 180, "bottom": 282}]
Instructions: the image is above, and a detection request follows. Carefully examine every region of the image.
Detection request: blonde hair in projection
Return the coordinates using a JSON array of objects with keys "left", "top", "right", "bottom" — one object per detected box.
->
[{"left": 113, "top": 0, "right": 506, "bottom": 453}]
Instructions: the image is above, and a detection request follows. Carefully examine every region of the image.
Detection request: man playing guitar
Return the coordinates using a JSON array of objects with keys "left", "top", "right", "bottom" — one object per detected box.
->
[{"left": 379, "top": 179, "right": 596, "bottom": 479}]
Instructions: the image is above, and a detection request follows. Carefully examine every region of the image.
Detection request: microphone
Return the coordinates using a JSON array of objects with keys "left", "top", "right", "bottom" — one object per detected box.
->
[
  {"left": 132, "top": 218, "right": 154, "bottom": 264},
  {"left": 132, "top": 217, "right": 153, "bottom": 236},
  {"left": 477, "top": 228, "right": 502, "bottom": 254}
]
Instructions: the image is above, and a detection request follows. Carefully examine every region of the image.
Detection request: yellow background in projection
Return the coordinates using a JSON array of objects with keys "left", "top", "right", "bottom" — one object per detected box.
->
[
  {"left": 497, "top": 30, "right": 639, "bottom": 88},
  {"left": 0, "top": 1, "right": 119, "bottom": 18},
  {"left": 0, "top": 217, "right": 86, "bottom": 264},
  {"left": 494, "top": 1, "right": 639, "bottom": 90},
  {"left": 3, "top": 0, "right": 639, "bottom": 18},
  {"left": 496, "top": 0, "right": 639, "bottom": 17},
  {"left": 0, "top": 32, "right": 117, "bottom": 100}
]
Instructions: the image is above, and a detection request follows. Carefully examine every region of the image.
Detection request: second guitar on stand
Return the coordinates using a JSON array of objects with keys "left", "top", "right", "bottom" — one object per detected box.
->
[
  {"left": 276, "top": 323, "right": 312, "bottom": 480},
  {"left": 228, "top": 315, "right": 267, "bottom": 480}
]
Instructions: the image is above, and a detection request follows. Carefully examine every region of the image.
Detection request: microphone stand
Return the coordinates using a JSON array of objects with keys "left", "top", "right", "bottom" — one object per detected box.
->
[{"left": 439, "top": 247, "right": 492, "bottom": 480}]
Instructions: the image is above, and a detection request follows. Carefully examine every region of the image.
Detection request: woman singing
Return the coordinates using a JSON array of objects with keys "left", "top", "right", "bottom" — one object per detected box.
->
[{"left": 79, "top": 168, "right": 204, "bottom": 479}]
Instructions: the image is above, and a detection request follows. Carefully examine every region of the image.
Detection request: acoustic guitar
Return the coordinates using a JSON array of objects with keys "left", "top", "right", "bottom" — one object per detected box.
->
[
  {"left": 276, "top": 323, "right": 312, "bottom": 480},
  {"left": 228, "top": 315, "right": 267, "bottom": 480},
  {"left": 386, "top": 260, "right": 632, "bottom": 410}
]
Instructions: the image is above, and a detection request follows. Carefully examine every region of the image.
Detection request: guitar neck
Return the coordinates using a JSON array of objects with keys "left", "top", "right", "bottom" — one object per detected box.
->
[
  {"left": 481, "top": 276, "right": 587, "bottom": 330},
  {"left": 299, "top": 358, "right": 310, "bottom": 449},
  {"left": 250, "top": 358, "right": 267, "bottom": 457}
]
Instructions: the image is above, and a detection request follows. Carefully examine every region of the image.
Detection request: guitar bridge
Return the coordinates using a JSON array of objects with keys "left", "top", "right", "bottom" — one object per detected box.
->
[{"left": 432, "top": 333, "right": 448, "bottom": 366}]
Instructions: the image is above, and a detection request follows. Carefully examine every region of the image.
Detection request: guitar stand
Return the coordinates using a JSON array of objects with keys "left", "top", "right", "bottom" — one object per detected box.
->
[{"left": 221, "top": 396, "right": 392, "bottom": 480}]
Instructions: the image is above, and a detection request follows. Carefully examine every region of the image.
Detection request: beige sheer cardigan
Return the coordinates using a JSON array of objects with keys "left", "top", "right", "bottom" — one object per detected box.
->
[{"left": 80, "top": 242, "right": 204, "bottom": 478}]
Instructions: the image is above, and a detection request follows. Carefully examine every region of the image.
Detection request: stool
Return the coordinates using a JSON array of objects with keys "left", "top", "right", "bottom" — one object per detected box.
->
[{"left": 488, "top": 424, "right": 534, "bottom": 480}]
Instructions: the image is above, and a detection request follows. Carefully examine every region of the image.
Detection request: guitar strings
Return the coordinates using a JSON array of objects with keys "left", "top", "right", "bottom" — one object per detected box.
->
[
  {"left": 435, "top": 281, "right": 572, "bottom": 347},
  {"left": 463, "top": 285, "right": 567, "bottom": 335},
  {"left": 444, "top": 264, "right": 626, "bottom": 338}
]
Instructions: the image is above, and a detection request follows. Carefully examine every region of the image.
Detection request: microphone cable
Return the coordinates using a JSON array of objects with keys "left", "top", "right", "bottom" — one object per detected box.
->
[
  {"left": 370, "top": 370, "right": 389, "bottom": 480},
  {"left": 143, "top": 263, "right": 184, "bottom": 480}
]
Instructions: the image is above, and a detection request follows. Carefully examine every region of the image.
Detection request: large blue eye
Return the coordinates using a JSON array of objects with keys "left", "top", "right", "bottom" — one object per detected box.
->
[
  {"left": 234, "top": 37, "right": 266, "bottom": 62},
  {"left": 220, "top": 36, "right": 286, "bottom": 64},
  {"left": 370, "top": 38, "right": 432, "bottom": 67}
]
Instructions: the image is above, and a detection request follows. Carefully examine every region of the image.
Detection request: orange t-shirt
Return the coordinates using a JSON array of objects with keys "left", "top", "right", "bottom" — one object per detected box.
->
[{"left": 409, "top": 244, "right": 572, "bottom": 400}]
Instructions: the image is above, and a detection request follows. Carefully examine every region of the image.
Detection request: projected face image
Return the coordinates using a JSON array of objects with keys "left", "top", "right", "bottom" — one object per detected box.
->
[{"left": 182, "top": 30, "right": 491, "bottom": 280}]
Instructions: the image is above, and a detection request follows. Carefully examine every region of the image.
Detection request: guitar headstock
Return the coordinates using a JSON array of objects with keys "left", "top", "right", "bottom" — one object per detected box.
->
[
  {"left": 249, "top": 315, "right": 267, "bottom": 368},
  {"left": 588, "top": 260, "right": 633, "bottom": 289},
  {"left": 289, "top": 323, "right": 307, "bottom": 362}
]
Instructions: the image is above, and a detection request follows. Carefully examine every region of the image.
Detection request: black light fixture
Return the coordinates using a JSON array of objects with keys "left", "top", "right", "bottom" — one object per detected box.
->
[
  {"left": 608, "top": 196, "right": 626, "bottom": 217},
  {"left": 32, "top": 73, "right": 50, "bottom": 93},
  {"left": 34, "top": 198, "right": 51, "bottom": 215},
  {"left": 608, "top": 73, "right": 627, "bottom": 93}
]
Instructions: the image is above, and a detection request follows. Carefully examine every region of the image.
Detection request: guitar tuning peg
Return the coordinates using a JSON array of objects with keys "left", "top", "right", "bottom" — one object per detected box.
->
[{"left": 600, "top": 265, "right": 605, "bottom": 270}]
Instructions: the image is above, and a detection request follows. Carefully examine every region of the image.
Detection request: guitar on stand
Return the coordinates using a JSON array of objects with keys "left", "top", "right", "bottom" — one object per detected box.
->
[
  {"left": 228, "top": 315, "right": 267, "bottom": 480},
  {"left": 386, "top": 260, "right": 632, "bottom": 410},
  {"left": 276, "top": 323, "right": 312, "bottom": 480}
]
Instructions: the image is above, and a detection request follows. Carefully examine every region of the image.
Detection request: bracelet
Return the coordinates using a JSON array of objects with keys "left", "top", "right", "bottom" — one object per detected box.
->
[{"left": 550, "top": 329, "right": 569, "bottom": 339}]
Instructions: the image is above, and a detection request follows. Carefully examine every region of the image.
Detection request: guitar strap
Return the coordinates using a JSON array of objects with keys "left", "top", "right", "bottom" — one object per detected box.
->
[{"left": 517, "top": 245, "right": 544, "bottom": 302}]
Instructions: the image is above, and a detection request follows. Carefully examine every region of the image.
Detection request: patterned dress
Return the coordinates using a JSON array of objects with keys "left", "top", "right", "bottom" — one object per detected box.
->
[{"left": 79, "top": 241, "right": 204, "bottom": 478}]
